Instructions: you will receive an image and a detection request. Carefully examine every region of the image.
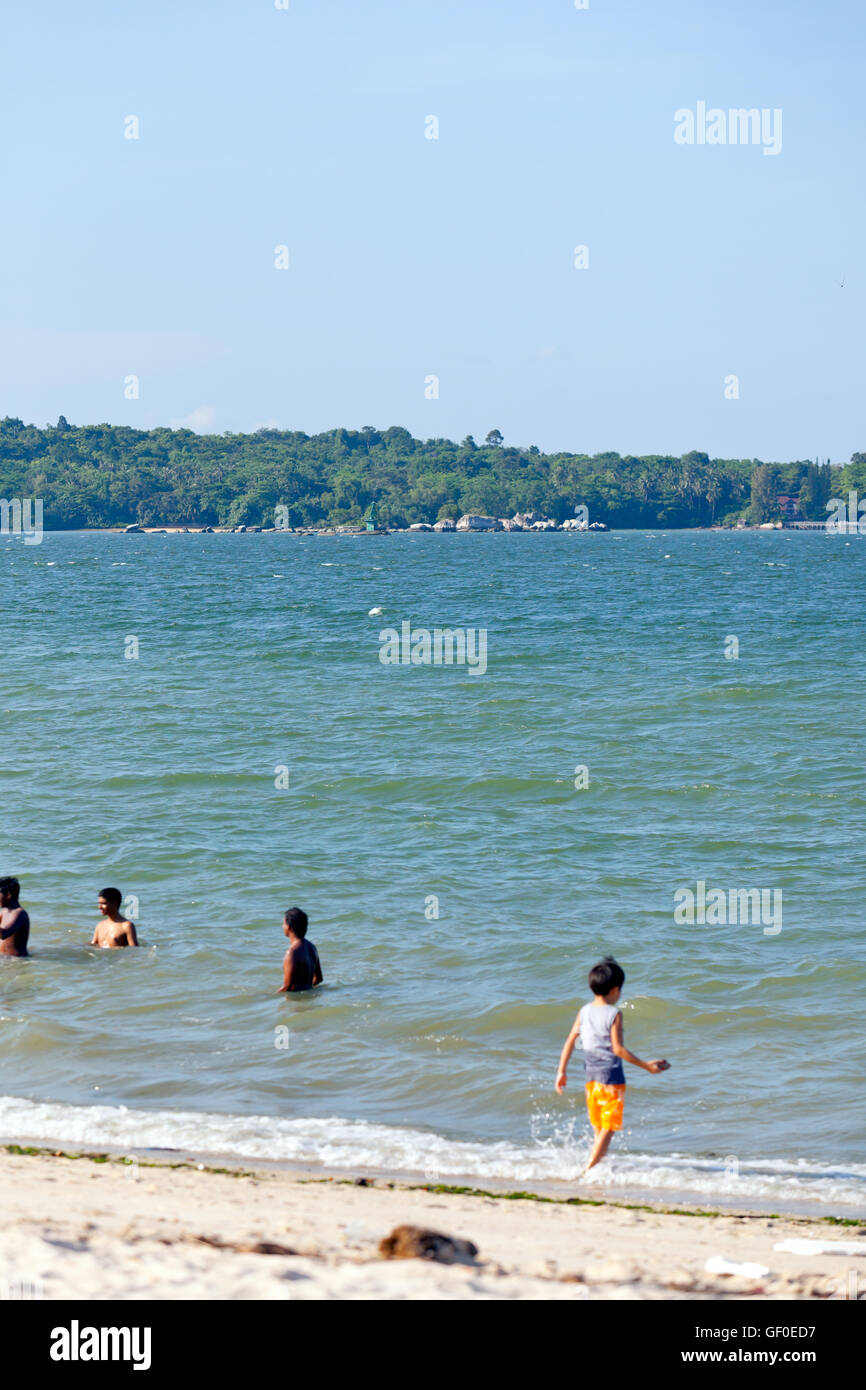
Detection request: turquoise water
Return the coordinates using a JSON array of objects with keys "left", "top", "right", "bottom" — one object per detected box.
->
[{"left": 1, "top": 528, "right": 864, "bottom": 1212}]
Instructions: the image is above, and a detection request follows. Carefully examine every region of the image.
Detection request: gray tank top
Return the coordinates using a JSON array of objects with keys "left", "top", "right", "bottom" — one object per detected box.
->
[{"left": 579, "top": 1003, "right": 625, "bottom": 1084}]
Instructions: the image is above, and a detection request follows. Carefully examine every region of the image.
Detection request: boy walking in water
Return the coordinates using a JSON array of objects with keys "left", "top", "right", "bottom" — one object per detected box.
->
[
  {"left": 276, "top": 907, "right": 322, "bottom": 993},
  {"left": 92, "top": 888, "right": 138, "bottom": 948},
  {"left": 556, "top": 957, "right": 670, "bottom": 1172}
]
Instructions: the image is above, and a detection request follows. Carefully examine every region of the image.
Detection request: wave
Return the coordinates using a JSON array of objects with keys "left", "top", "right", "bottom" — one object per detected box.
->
[{"left": 1, "top": 1095, "right": 863, "bottom": 1214}]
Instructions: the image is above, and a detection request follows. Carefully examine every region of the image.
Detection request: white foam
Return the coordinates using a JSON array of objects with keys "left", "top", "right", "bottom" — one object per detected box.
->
[{"left": 1, "top": 1095, "right": 863, "bottom": 1211}]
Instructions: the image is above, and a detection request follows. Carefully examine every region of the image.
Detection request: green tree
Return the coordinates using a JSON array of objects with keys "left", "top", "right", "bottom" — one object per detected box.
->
[{"left": 748, "top": 464, "right": 780, "bottom": 523}]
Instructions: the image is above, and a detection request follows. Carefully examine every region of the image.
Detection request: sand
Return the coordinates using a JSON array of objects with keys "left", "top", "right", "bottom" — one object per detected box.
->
[{"left": 0, "top": 1148, "right": 862, "bottom": 1301}]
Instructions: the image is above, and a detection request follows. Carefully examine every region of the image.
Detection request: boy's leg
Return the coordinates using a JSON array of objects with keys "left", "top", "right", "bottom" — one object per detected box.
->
[
  {"left": 585, "top": 1128, "right": 614, "bottom": 1170},
  {"left": 583, "top": 1083, "right": 625, "bottom": 1171}
]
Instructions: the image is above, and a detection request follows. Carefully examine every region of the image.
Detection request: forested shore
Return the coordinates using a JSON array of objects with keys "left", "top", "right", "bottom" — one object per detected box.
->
[{"left": 1, "top": 417, "right": 861, "bottom": 530}]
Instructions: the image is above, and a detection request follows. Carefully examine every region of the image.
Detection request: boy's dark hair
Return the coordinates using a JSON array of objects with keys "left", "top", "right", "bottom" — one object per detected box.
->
[
  {"left": 589, "top": 956, "right": 625, "bottom": 995},
  {"left": 99, "top": 888, "right": 123, "bottom": 908},
  {"left": 0, "top": 876, "right": 20, "bottom": 900},
  {"left": 284, "top": 907, "right": 308, "bottom": 937}
]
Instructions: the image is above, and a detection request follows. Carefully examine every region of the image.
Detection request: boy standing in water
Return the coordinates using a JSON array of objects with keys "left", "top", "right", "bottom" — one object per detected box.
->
[
  {"left": 277, "top": 907, "right": 323, "bottom": 993},
  {"left": 556, "top": 957, "right": 670, "bottom": 1172},
  {"left": 92, "top": 888, "right": 138, "bottom": 948},
  {"left": 0, "top": 877, "right": 30, "bottom": 956}
]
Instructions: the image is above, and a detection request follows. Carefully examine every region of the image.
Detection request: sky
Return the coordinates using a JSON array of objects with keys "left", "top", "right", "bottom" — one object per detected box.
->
[{"left": 0, "top": 0, "right": 863, "bottom": 460}]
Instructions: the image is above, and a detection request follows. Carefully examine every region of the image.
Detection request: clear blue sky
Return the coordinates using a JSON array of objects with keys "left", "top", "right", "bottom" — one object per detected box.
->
[{"left": 0, "top": 0, "right": 862, "bottom": 459}]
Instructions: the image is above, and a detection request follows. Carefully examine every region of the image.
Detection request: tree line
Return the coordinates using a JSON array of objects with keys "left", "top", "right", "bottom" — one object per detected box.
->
[{"left": 0, "top": 417, "right": 861, "bottom": 530}]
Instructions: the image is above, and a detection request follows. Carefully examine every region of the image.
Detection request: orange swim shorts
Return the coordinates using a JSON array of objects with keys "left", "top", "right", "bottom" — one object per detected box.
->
[{"left": 585, "top": 1081, "right": 626, "bottom": 1131}]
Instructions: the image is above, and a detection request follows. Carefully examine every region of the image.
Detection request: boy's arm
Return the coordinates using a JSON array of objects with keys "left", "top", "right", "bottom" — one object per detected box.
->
[
  {"left": 276, "top": 947, "right": 294, "bottom": 994},
  {"left": 555, "top": 1010, "right": 581, "bottom": 1093},
  {"left": 90, "top": 928, "right": 99, "bottom": 945},
  {"left": 311, "top": 945, "right": 323, "bottom": 986},
  {"left": 0, "top": 908, "right": 24, "bottom": 940},
  {"left": 126, "top": 920, "right": 139, "bottom": 947},
  {"left": 610, "top": 1013, "right": 669, "bottom": 1074}
]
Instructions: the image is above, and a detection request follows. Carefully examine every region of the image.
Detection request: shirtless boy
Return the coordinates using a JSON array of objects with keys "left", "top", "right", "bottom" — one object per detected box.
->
[
  {"left": 92, "top": 888, "right": 138, "bottom": 948},
  {"left": 276, "top": 907, "right": 322, "bottom": 993},
  {"left": 0, "top": 877, "right": 30, "bottom": 957}
]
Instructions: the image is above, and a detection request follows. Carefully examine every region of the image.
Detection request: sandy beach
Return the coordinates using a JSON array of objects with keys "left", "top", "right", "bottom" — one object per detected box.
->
[{"left": 0, "top": 1147, "right": 862, "bottom": 1301}]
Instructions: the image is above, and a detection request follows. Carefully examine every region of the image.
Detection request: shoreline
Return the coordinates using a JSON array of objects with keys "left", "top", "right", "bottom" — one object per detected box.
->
[
  {"left": 5, "top": 1138, "right": 864, "bottom": 1226},
  {"left": 22, "top": 523, "right": 826, "bottom": 535},
  {"left": 2, "top": 1144, "right": 862, "bottom": 1301},
  {"left": 2, "top": 1091, "right": 863, "bottom": 1227}
]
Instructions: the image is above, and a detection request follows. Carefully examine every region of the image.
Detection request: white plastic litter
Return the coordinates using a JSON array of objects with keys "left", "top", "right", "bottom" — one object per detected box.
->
[
  {"left": 774, "top": 1239, "right": 866, "bottom": 1257},
  {"left": 705, "top": 1256, "right": 771, "bottom": 1278}
]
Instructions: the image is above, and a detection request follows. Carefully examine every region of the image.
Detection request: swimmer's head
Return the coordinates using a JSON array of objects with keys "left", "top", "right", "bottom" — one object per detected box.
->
[
  {"left": 99, "top": 887, "right": 123, "bottom": 915},
  {"left": 283, "top": 907, "right": 308, "bottom": 938},
  {"left": 588, "top": 956, "right": 624, "bottom": 998},
  {"left": 0, "top": 876, "right": 20, "bottom": 906}
]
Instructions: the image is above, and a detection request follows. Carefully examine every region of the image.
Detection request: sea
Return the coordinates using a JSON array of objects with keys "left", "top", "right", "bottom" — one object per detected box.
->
[{"left": 1, "top": 527, "right": 864, "bottom": 1217}]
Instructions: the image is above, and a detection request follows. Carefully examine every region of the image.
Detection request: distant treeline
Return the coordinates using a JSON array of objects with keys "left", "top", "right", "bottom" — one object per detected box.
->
[{"left": 1, "top": 417, "right": 863, "bottom": 530}]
